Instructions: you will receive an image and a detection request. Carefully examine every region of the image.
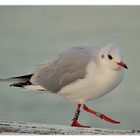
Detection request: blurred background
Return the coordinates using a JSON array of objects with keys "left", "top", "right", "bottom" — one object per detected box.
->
[{"left": 0, "top": 6, "right": 139, "bottom": 130}]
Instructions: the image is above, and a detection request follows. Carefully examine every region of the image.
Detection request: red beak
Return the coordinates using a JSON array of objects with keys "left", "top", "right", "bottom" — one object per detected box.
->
[{"left": 117, "top": 61, "right": 128, "bottom": 69}]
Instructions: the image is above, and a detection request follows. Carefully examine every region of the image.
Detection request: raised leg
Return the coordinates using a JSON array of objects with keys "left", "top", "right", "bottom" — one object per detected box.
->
[
  {"left": 71, "top": 104, "right": 90, "bottom": 128},
  {"left": 83, "top": 104, "right": 120, "bottom": 124}
]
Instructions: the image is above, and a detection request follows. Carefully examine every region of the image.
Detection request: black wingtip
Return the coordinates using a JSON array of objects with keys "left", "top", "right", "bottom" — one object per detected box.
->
[{"left": 10, "top": 83, "right": 24, "bottom": 87}]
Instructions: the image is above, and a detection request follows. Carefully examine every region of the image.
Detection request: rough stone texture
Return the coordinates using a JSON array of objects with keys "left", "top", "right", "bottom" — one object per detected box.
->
[{"left": 0, "top": 120, "right": 139, "bottom": 135}]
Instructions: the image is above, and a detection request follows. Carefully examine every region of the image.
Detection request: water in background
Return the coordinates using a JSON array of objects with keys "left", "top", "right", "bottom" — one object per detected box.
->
[{"left": 0, "top": 6, "right": 139, "bottom": 130}]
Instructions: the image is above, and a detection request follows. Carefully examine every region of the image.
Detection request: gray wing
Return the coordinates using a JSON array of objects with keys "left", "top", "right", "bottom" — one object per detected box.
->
[{"left": 30, "top": 47, "right": 91, "bottom": 93}]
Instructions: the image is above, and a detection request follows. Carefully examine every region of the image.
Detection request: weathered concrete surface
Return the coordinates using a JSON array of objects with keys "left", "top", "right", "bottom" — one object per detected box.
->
[{"left": 0, "top": 120, "right": 139, "bottom": 135}]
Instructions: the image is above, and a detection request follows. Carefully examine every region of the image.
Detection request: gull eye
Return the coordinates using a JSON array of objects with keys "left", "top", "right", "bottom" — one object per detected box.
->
[{"left": 108, "top": 55, "right": 113, "bottom": 60}]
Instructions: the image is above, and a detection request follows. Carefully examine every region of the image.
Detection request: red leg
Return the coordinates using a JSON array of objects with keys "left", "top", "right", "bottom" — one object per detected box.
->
[
  {"left": 83, "top": 104, "right": 120, "bottom": 124},
  {"left": 71, "top": 104, "right": 90, "bottom": 128}
]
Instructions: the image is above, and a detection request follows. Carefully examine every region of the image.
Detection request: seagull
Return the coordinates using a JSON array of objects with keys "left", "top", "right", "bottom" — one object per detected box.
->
[{"left": 0, "top": 44, "right": 128, "bottom": 127}]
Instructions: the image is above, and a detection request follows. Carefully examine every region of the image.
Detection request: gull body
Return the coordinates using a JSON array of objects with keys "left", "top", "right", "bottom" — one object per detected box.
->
[{"left": 30, "top": 44, "right": 125, "bottom": 104}]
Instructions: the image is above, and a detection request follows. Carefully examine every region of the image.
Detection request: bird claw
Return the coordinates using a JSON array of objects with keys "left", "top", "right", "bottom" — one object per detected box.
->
[
  {"left": 99, "top": 114, "right": 120, "bottom": 124},
  {"left": 71, "top": 119, "right": 91, "bottom": 128}
]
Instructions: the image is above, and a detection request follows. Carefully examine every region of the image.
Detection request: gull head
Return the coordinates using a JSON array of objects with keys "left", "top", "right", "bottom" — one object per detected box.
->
[{"left": 99, "top": 44, "right": 128, "bottom": 71}]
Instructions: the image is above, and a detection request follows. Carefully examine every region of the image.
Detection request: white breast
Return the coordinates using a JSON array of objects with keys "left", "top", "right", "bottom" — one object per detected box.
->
[{"left": 58, "top": 61, "right": 124, "bottom": 104}]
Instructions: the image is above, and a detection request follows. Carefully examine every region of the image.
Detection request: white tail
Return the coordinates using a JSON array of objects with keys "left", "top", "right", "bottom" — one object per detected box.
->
[{"left": 23, "top": 85, "right": 46, "bottom": 92}]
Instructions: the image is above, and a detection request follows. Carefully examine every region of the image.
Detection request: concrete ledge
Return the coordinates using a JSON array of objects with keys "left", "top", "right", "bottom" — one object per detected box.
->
[{"left": 0, "top": 120, "right": 139, "bottom": 135}]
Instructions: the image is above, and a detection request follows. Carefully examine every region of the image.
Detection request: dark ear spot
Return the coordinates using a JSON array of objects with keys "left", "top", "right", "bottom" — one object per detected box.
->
[{"left": 101, "top": 54, "right": 104, "bottom": 59}]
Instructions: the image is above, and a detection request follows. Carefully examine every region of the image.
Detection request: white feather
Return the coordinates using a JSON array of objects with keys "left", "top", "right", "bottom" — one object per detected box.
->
[
  {"left": 58, "top": 60, "right": 124, "bottom": 104},
  {"left": 23, "top": 85, "right": 46, "bottom": 92}
]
